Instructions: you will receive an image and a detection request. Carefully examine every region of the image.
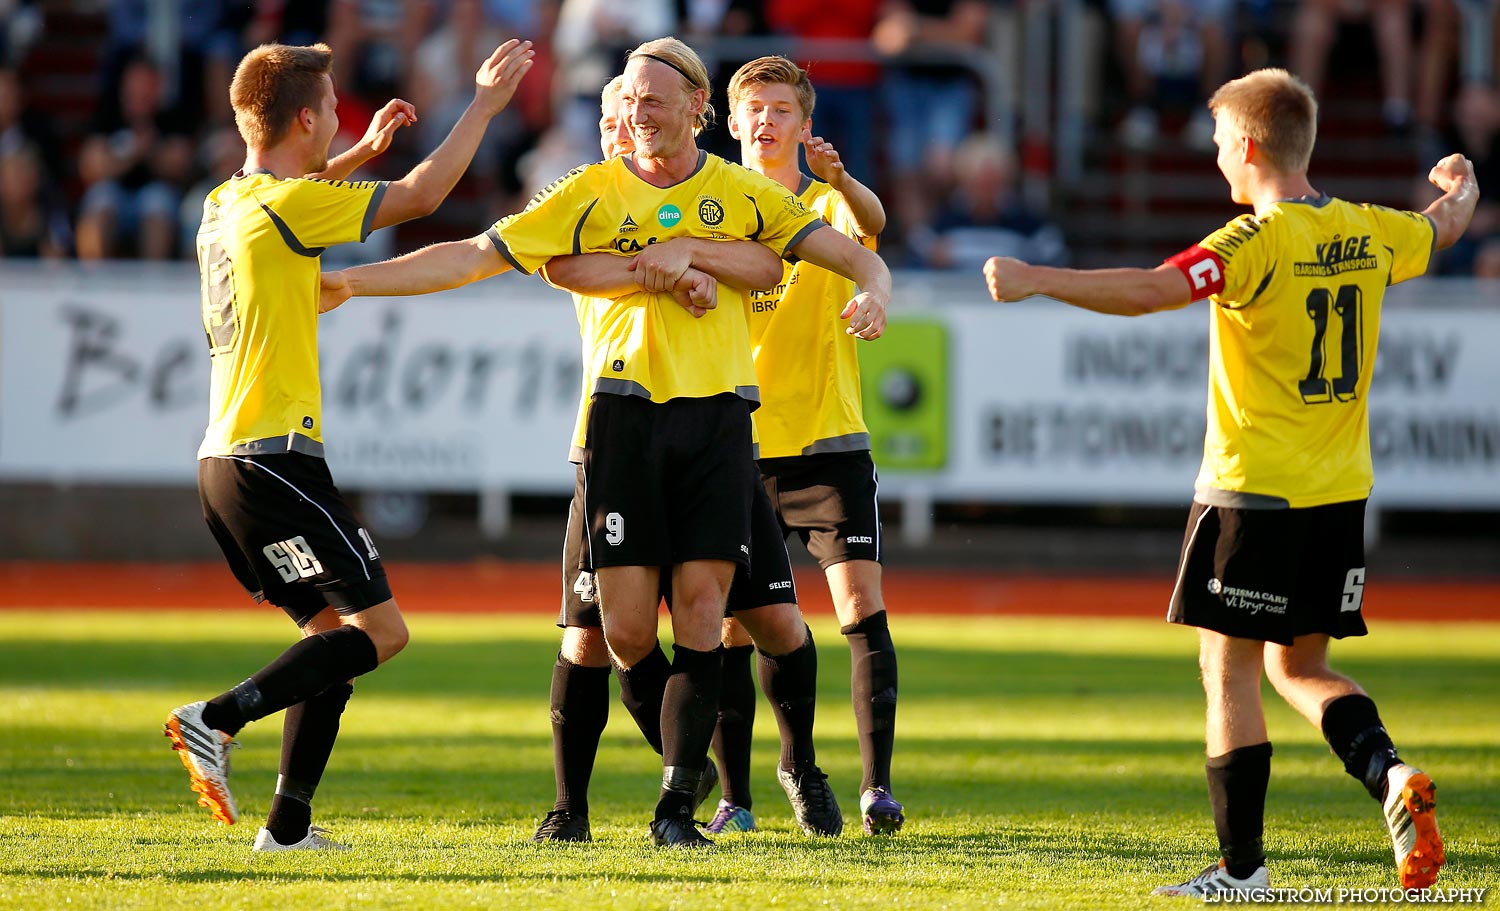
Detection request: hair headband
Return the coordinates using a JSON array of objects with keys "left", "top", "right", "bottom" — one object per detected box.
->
[{"left": 631, "top": 52, "right": 697, "bottom": 87}]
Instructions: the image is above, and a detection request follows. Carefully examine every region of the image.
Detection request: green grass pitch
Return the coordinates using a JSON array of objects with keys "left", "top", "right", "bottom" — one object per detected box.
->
[{"left": 2, "top": 609, "right": 1496, "bottom": 910}]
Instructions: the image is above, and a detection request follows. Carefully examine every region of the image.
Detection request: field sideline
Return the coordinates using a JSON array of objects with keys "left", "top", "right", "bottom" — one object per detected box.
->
[{"left": 2, "top": 571, "right": 1496, "bottom": 910}]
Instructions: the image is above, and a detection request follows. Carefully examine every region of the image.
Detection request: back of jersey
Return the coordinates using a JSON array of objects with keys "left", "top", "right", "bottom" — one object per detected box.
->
[{"left": 1191, "top": 196, "right": 1434, "bottom": 507}]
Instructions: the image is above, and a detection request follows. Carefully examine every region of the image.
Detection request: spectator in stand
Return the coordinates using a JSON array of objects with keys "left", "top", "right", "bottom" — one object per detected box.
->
[
  {"left": 247, "top": 0, "right": 333, "bottom": 48},
  {"left": 0, "top": 142, "right": 70, "bottom": 258},
  {"left": 1425, "top": 74, "right": 1500, "bottom": 271},
  {"left": 1289, "top": 0, "right": 1416, "bottom": 134},
  {"left": 1113, "top": 0, "right": 1234, "bottom": 152},
  {"left": 97, "top": 0, "right": 255, "bottom": 128},
  {"left": 76, "top": 55, "right": 194, "bottom": 260},
  {"left": 0, "top": 64, "right": 62, "bottom": 184},
  {"left": 409, "top": 0, "right": 513, "bottom": 174},
  {"left": 873, "top": 0, "right": 994, "bottom": 251},
  {"left": 766, "top": 0, "right": 883, "bottom": 186},
  {"left": 325, "top": 0, "right": 433, "bottom": 102},
  {"left": 1474, "top": 235, "right": 1500, "bottom": 275},
  {"left": 0, "top": 0, "right": 42, "bottom": 67},
  {"left": 912, "top": 132, "right": 1067, "bottom": 270}
]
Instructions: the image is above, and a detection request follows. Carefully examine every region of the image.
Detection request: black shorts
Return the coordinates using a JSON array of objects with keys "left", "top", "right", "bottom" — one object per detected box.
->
[
  {"left": 1168, "top": 499, "right": 1370, "bottom": 646},
  {"left": 558, "top": 461, "right": 796, "bottom": 628},
  {"left": 760, "top": 450, "right": 883, "bottom": 569},
  {"left": 198, "top": 453, "right": 392, "bottom": 627},
  {"left": 582, "top": 393, "right": 757, "bottom": 571}
]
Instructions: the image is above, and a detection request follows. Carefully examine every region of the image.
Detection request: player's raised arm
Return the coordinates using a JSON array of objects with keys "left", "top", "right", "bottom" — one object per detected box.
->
[
  {"left": 804, "top": 134, "right": 886, "bottom": 239},
  {"left": 310, "top": 98, "right": 419, "bottom": 181},
  {"left": 320, "top": 232, "right": 510, "bottom": 312},
  {"left": 1421, "top": 153, "right": 1480, "bottom": 250},
  {"left": 367, "top": 39, "right": 535, "bottom": 231},
  {"left": 983, "top": 258, "right": 1193, "bottom": 316},
  {"left": 787, "top": 225, "right": 891, "bottom": 339}
]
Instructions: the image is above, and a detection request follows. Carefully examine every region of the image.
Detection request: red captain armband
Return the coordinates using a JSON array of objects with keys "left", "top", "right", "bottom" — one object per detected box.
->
[{"left": 1165, "top": 245, "right": 1227, "bottom": 300}]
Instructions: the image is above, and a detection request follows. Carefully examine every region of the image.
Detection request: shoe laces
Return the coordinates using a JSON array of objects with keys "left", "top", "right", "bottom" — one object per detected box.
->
[{"left": 792, "top": 767, "right": 835, "bottom": 813}]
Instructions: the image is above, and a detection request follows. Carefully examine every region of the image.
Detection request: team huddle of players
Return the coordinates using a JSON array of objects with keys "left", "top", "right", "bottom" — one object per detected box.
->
[{"left": 163, "top": 28, "right": 1476, "bottom": 897}]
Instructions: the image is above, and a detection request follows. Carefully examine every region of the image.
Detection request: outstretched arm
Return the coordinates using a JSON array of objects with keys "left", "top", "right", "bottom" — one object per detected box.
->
[
  {"left": 367, "top": 39, "right": 535, "bottom": 231},
  {"left": 983, "top": 259, "right": 1192, "bottom": 316},
  {"left": 309, "top": 98, "right": 418, "bottom": 182},
  {"left": 1423, "top": 153, "right": 1480, "bottom": 250},
  {"left": 804, "top": 134, "right": 886, "bottom": 239},
  {"left": 543, "top": 238, "right": 782, "bottom": 299},
  {"left": 320, "top": 233, "right": 510, "bottom": 312},
  {"left": 787, "top": 224, "right": 891, "bottom": 339}
]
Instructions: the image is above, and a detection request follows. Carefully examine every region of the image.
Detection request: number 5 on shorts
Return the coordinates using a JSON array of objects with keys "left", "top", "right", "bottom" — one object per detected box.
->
[{"left": 1340, "top": 568, "right": 1366, "bottom": 613}]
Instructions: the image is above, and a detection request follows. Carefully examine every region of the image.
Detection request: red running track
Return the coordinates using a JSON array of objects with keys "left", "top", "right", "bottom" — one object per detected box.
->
[{"left": 0, "top": 562, "right": 1494, "bottom": 621}]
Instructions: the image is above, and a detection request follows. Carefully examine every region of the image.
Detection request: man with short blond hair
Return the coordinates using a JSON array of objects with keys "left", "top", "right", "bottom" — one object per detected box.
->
[{"left": 985, "top": 67, "right": 1477, "bottom": 895}]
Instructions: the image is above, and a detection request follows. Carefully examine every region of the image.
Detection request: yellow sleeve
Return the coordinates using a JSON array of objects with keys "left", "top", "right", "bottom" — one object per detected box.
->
[
  {"left": 737, "top": 169, "right": 824, "bottom": 258},
  {"left": 271, "top": 178, "right": 388, "bottom": 250},
  {"left": 486, "top": 165, "right": 595, "bottom": 275},
  {"left": 826, "top": 193, "right": 877, "bottom": 251},
  {"left": 1198, "top": 214, "right": 1272, "bottom": 309},
  {"left": 1364, "top": 204, "right": 1435, "bottom": 284}
]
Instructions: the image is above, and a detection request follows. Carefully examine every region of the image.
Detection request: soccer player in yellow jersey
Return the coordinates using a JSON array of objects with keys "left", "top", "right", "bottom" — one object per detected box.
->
[
  {"left": 702, "top": 56, "right": 906, "bottom": 838},
  {"left": 984, "top": 69, "right": 1478, "bottom": 895},
  {"left": 321, "top": 37, "right": 891, "bottom": 847},
  {"left": 531, "top": 75, "right": 834, "bottom": 843},
  {"left": 164, "top": 39, "right": 535, "bottom": 851}
]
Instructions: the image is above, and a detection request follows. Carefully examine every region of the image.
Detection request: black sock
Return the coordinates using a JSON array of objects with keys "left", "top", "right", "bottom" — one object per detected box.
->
[
  {"left": 266, "top": 682, "right": 353, "bottom": 845},
  {"left": 1207, "top": 742, "right": 1272, "bottom": 879},
  {"left": 1321, "top": 693, "right": 1401, "bottom": 800},
  {"left": 655, "top": 644, "right": 722, "bottom": 821},
  {"left": 712, "top": 644, "right": 757, "bottom": 809},
  {"left": 843, "top": 611, "right": 898, "bottom": 792},
  {"left": 549, "top": 654, "right": 610, "bottom": 817},
  {"left": 615, "top": 642, "right": 670, "bottom": 755},
  {"left": 201, "top": 626, "right": 379, "bottom": 735},
  {"left": 757, "top": 626, "right": 818, "bottom": 772}
]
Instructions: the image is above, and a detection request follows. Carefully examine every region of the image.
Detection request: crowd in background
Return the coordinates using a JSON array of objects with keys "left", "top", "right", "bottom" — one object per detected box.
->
[{"left": 0, "top": 0, "right": 1495, "bottom": 273}]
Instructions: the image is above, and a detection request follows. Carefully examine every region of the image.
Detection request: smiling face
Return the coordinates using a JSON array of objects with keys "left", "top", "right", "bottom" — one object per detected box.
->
[
  {"left": 620, "top": 56, "right": 702, "bottom": 162},
  {"left": 728, "top": 82, "right": 809, "bottom": 170},
  {"left": 599, "top": 94, "right": 635, "bottom": 160}
]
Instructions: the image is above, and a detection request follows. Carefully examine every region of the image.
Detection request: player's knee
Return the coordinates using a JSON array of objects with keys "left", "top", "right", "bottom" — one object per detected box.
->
[
  {"left": 603, "top": 623, "right": 658, "bottom": 667},
  {"left": 365, "top": 616, "right": 410, "bottom": 664},
  {"left": 562, "top": 626, "right": 611, "bottom": 667},
  {"left": 741, "top": 604, "right": 805, "bottom": 655}
]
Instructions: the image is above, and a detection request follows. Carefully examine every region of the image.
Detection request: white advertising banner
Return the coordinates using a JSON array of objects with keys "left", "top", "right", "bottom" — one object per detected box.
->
[
  {"left": 897, "top": 278, "right": 1500, "bottom": 508},
  {"left": 0, "top": 265, "right": 584, "bottom": 490},
  {"left": 2, "top": 266, "right": 1496, "bottom": 507}
]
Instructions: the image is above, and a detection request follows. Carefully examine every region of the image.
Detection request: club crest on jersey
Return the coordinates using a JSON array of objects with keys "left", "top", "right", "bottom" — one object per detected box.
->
[
  {"left": 698, "top": 197, "right": 725, "bottom": 226},
  {"left": 619, "top": 213, "right": 639, "bottom": 233},
  {"left": 656, "top": 204, "right": 682, "bottom": 228}
]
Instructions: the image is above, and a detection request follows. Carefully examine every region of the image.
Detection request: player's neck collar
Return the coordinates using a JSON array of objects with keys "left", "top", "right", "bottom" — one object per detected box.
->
[
  {"left": 623, "top": 148, "right": 708, "bottom": 188},
  {"left": 1278, "top": 193, "right": 1330, "bottom": 207},
  {"left": 235, "top": 167, "right": 277, "bottom": 179},
  {"left": 797, "top": 173, "right": 814, "bottom": 196}
]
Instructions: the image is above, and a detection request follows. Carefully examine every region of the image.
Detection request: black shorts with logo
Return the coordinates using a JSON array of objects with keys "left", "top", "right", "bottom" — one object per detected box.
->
[
  {"left": 1168, "top": 498, "right": 1370, "bottom": 646},
  {"left": 199, "top": 453, "right": 391, "bottom": 627},
  {"left": 558, "top": 461, "right": 797, "bottom": 628},
  {"left": 582, "top": 392, "right": 757, "bottom": 571},
  {"left": 759, "top": 450, "right": 883, "bottom": 569}
]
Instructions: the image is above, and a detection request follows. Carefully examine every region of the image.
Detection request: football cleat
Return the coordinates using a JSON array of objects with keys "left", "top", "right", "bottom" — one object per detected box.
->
[
  {"left": 532, "top": 809, "right": 592, "bottom": 843},
  {"left": 1383, "top": 764, "right": 1444, "bottom": 889},
  {"left": 1151, "top": 859, "right": 1269, "bottom": 897},
  {"left": 164, "top": 701, "right": 238, "bottom": 825},
  {"left": 777, "top": 764, "right": 843, "bottom": 837},
  {"left": 705, "top": 800, "right": 756, "bottom": 834},
  {"left": 649, "top": 815, "right": 713, "bottom": 848},
  {"left": 252, "top": 825, "right": 350, "bottom": 852},
  {"left": 860, "top": 786, "right": 905, "bottom": 836}
]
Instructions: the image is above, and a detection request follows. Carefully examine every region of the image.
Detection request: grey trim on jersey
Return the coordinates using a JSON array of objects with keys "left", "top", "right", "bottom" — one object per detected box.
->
[
  {"left": 569, "top": 445, "right": 585, "bottom": 463},
  {"left": 591, "top": 377, "right": 652, "bottom": 399},
  {"left": 623, "top": 149, "right": 708, "bottom": 186},
  {"left": 797, "top": 173, "right": 815, "bottom": 195},
  {"left": 216, "top": 454, "right": 371, "bottom": 582},
  {"left": 261, "top": 204, "right": 326, "bottom": 257},
  {"left": 228, "top": 433, "right": 326, "bottom": 458},
  {"left": 360, "top": 182, "right": 390, "bottom": 241},
  {"left": 573, "top": 198, "right": 601, "bottom": 255},
  {"left": 1194, "top": 485, "right": 1291, "bottom": 510},
  {"left": 801, "top": 432, "right": 872, "bottom": 456},
  {"left": 1281, "top": 193, "right": 1333, "bottom": 208},
  {"left": 782, "top": 218, "right": 825, "bottom": 261},
  {"left": 486, "top": 227, "right": 530, "bottom": 274}
]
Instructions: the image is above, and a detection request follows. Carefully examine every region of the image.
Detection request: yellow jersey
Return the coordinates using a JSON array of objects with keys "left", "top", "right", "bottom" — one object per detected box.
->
[
  {"left": 749, "top": 176, "right": 877, "bottom": 459},
  {"left": 196, "top": 169, "right": 387, "bottom": 459},
  {"left": 1166, "top": 195, "right": 1434, "bottom": 508},
  {"left": 486, "top": 152, "right": 823, "bottom": 434}
]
